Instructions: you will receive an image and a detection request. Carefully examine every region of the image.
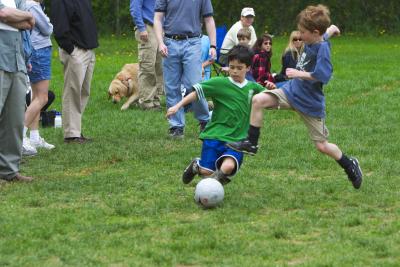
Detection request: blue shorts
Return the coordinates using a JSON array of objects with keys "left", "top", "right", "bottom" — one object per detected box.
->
[
  {"left": 28, "top": 46, "right": 52, "bottom": 83},
  {"left": 198, "top": 139, "right": 244, "bottom": 176}
]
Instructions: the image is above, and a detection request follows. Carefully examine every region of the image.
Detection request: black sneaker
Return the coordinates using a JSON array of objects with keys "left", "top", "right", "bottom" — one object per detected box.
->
[
  {"left": 199, "top": 121, "right": 208, "bottom": 132},
  {"left": 168, "top": 127, "right": 184, "bottom": 139},
  {"left": 226, "top": 139, "right": 258, "bottom": 155},
  {"left": 345, "top": 157, "right": 363, "bottom": 189},
  {"left": 182, "top": 158, "right": 200, "bottom": 184}
]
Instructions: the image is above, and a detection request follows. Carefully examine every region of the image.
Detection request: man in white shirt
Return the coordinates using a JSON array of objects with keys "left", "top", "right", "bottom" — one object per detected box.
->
[{"left": 219, "top": 7, "right": 257, "bottom": 66}]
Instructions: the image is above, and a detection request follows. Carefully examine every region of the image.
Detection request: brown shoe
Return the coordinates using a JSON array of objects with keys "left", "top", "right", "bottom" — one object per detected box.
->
[
  {"left": 64, "top": 135, "right": 92, "bottom": 144},
  {"left": 11, "top": 173, "right": 34, "bottom": 182}
]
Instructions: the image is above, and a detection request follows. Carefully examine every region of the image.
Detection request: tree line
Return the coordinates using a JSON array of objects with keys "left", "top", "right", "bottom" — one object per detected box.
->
[{"left": 44, "top": 0, "right": 400, "bottom": 36}]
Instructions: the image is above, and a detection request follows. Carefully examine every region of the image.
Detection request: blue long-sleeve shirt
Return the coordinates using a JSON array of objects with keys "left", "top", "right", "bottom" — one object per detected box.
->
[
  {"left": 130, "top": 0, "right": 156, "bottom": 32},
  {"left": 26, "top": 1, "right": 52, "bottom": 50}
]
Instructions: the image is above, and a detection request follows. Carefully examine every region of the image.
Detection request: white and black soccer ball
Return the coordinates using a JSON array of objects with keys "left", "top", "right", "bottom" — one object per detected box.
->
[{"left": 194, "top": 178, "right": 224, "bottom": 208}]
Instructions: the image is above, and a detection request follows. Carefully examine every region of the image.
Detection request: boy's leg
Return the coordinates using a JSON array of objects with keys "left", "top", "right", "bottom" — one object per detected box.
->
[
  {"left": 227, "top": 89, "right": 286, "bottom": 155},
  {"left": 182, "top": 139, "right": 220, "bottom": 184},
  {"left": 212, "top": 147, "right": 243, "bottom": 185},
  {"left": 299, "top": 112, "right": 363, "bottom": 189},
  {"left": 314, "top": 141, "right": 363, "bottom": 189}
]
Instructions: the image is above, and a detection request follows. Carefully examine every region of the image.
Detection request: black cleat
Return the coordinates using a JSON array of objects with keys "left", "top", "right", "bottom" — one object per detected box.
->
[
  {"left": 182, "top": 158, "right": 200, "bottom": 184},
  {"left": 226, "top": 139, "right": 258, "bottom": 155},
  {"left": 345, "top": 157, "right": 363, "bottom": 189}
]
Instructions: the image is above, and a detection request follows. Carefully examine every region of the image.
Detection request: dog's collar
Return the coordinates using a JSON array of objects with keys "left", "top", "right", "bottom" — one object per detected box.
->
[{"left": 124, "top": 79, "right": 132, "bottom": 95}]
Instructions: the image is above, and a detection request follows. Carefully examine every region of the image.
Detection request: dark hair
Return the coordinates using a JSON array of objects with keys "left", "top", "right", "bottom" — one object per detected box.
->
[
  {"left": 227, "top": 45, "right": 254, "bottom": 67},
  {"left": 252, "top": 33, "right": 273, "bottom": 55}
]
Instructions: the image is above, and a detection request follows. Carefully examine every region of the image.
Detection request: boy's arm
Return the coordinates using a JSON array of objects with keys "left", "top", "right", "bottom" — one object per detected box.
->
[{"left": 166, "top": 91, "right": 198, "bottom": 118}]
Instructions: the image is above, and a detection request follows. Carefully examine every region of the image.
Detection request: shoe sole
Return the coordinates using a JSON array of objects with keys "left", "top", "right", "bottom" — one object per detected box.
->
[
  {"left": 182, "top": 158, "right": 199, "bottom": 184},
  {"left": 226, "top": 143, "right": 256, "bottom": 156},
  {"left": 169, "top": 135, "right": 184, "bottom": 139},
  {"left": 351, "top": 158, "right": 363, "bottom": 189}
]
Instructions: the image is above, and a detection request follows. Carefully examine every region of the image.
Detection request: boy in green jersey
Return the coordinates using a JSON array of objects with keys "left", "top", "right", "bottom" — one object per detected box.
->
[{"left": 166, "top": 45, "right": 265, "bottom": 185}]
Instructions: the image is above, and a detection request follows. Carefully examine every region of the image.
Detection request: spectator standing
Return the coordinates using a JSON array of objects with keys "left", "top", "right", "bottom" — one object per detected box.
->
[
  {"left": 130, "top": 0, "right": 163, "bottom": 110},
  {"left": 0, "top": 0, "right": 35, "bottom": 182},
  {"left": 51, "top": 0, "right": 98, "bottom": 143},
  {"left": 22, "top": 0, "right": 54, "bottom": 154},
  {"left": 154, "top": 0, "right": 217, "bottom": 138},
  {"left": 219, "top": 7, "right": 257, "bottom": 66}
]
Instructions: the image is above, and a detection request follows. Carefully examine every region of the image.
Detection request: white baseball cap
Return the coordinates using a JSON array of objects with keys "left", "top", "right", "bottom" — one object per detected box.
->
[{"left": 241, "top": 7, "right": 255, "bottom": 17}]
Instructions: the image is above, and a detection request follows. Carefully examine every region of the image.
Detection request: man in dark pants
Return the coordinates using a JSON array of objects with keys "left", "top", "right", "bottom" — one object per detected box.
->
[
  {"left": 0, "top": 0, "right": 35, "bottom": 182},
  {"left": 51, "top": 0, "right": 98, "bottom": 144}
]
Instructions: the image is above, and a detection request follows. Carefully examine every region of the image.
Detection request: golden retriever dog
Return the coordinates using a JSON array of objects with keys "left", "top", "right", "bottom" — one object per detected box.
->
[{"left": 108, "top": 63, "right": 139, "bottom": 110}]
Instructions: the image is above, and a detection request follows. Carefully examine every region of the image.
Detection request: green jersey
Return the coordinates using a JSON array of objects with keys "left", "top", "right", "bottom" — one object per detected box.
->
[{"left": 193, "top": 77, "right": 264, "bottom": 142}]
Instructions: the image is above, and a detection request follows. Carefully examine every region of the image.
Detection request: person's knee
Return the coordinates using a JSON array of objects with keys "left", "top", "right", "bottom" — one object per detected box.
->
[
  {"left": 252, "top": 94, "right": 274, "bottom": 109},
  {"left": 315, "top": 141, "right": 328, "bottom": 154},
  {"left": 220, "top": 158, "right": 236, "bottom": 175}
]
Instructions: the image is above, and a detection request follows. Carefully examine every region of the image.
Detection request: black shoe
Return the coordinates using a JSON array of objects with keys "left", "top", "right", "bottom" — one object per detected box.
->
[
  {"left": 345, "top": 157, "right": 363, "bottom": 189},
  {"left": 168, "top": 127, "right": 184, "bottom": 139},
  {"left": 199, "top": 121, "right": 208, "bottom": 132},
  {"left": 64, "top": 134, "right": 92, "bottom": 144},
  {"left": 182, "top": 158, "right": 199, "bottom": 184},
  {"left": 226, "top": 139, "right": 258, "bottom": 155}
]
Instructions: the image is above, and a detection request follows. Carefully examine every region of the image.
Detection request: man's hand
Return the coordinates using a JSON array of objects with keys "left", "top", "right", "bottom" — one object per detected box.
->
[
  {"left": 159, "top": 43, "right": 168, "bottom": 57},
  {"left": 209, "top": 47, "right": 216, "bottom": 60},
  {"left": 139, "top": 31, "right": 149, "bottom": 42},
  {"left": 27, "top": 63, "right": 32, "bottom": 72}
]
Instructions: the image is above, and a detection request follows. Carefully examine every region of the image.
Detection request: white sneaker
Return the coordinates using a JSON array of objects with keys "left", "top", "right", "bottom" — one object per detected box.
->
[
  {"left": 31, "top": 137, "right": 55, "bottom": 150},
  {"left": 22, "top": 137, "right": 37, "bottom": 156}
]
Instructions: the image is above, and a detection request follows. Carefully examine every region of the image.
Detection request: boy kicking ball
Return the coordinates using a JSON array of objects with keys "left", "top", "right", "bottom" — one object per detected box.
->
[
  {"left": 166, "top": 45, "right": 265, "bottom": 185},
  {"left": 227, "top": 5, "right": 363, "bottom": 189}
]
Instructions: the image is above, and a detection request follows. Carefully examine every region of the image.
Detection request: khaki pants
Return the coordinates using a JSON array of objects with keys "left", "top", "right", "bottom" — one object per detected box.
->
[
  {"left": 59, "top": 47, "right": 95, "bottom": 138},
  {"left": 0, "top": 71, "right": 26, "bottom": 180},
  {"left": 135, "top": 24, "right": 163, "bottom": 108}
]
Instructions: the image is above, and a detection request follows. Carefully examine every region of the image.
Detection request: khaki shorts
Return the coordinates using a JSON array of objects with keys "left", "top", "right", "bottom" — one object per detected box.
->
[{"left": 263, "top": 89, "right": 329, "bottom": 142}]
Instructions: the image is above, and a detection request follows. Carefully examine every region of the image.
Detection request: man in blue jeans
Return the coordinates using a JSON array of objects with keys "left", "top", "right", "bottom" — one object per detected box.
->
[{"left": 154, "top": 0, "right": 216, "bottom": 138}]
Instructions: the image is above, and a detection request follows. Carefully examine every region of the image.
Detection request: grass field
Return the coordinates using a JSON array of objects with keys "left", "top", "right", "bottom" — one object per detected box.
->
[{"left": 0, "top": 35, "right": 399, "bottom": 266}]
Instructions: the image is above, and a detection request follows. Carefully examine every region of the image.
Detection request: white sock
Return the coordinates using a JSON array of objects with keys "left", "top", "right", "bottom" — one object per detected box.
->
[
  {"left": 30, "top": 130, "right": 40, "bottom": 142},
  {"left": 23, "top": 126, "right": 28, "bottom": 138}
]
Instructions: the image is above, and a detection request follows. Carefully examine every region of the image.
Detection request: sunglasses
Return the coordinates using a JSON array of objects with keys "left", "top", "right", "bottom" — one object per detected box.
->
[
  {"left": 263, "top": 41, "right": 272, "bottom": 45},
  {"left": 293, "top": 38, "right": 302, "bottom": 41}
]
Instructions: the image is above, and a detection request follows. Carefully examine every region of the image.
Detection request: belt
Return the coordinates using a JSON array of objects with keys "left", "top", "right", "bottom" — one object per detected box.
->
[
  {"left": 165, "top": 34, "right": 201, "bottom": 40},
  {"left": 144, "top": 19, "right": 153, "bottom": 26}
]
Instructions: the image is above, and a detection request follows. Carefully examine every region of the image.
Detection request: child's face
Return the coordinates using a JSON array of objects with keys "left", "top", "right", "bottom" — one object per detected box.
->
[
  {"left": 261, "top": 39, "right": 272, "bottom": 52},
  {"left": 238, "top": 37, "right": 250, "bottom": 46},
  {"left": 298, "top": 26, "right": 322, "bottom": 44},
  {"left": 228, "top": 59, "right": 250, "bottom": 83}
]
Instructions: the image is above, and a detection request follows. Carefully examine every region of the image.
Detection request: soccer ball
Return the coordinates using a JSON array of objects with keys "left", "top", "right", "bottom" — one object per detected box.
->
[{"left": 194, "top": 178, "right": 224, "bottom": 208}]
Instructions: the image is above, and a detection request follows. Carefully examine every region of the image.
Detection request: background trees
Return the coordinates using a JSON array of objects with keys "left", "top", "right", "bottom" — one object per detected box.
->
[{"left": 44, "top": 0, "right": 400, "bottom": 35}]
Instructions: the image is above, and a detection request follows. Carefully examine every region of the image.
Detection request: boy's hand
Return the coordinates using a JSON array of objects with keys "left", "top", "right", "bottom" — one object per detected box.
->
[
  {"left": 326, "top": 25, "right": 340, "bottom": 37},
  {"left": 166, "top": 106, "right": 179, "bottom": 118},
  {"left": 286, "top": 68, "right": 301, "bottom": 79},
  {"left": 264, "top": 81, "right": 276, "bottom": 90}
]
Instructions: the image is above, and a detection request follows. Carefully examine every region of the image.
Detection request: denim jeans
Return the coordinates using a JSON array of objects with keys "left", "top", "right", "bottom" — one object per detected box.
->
[{"left": 163, "top": 37, "right": 209, "bottom": 128}]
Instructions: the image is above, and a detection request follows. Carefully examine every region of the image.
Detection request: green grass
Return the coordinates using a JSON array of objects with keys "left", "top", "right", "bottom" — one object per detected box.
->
[{"left": 0, "top": 35, "right": 399, "bottom": 266}]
